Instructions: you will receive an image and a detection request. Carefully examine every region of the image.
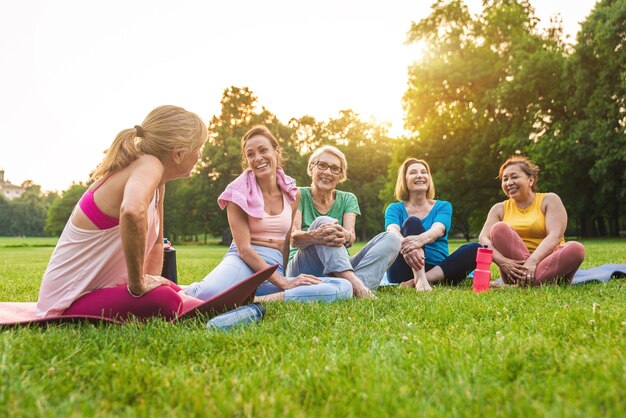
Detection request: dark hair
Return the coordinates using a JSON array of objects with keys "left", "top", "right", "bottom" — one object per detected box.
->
[
  {"left": 240, "top": 125, "right": 284, "bottom": 169},
  {"left": 498, "top": 156, "right": 540, "bottom": 192}
]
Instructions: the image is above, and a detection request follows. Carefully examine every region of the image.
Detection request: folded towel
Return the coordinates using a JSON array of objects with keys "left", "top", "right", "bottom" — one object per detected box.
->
[{"left": 218, "top": 168, "right": 297, "bottom": 218}]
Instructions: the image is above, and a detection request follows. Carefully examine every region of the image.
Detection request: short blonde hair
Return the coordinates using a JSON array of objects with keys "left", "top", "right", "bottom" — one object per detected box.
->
[
  {"left": 498, "top": 156, "right": 540, "bottom": 192},
  {"left": 394, "top": 158, "right": 436, "bottom": 201},
  {"left": 240, "top": 125, "right": 284, "bottom": 169},
  {"left": 307, "top": 145, "right": 348, "bottom": 183},
  {"left": 91, "top": 105, "right": 207, "bottom": 181}
]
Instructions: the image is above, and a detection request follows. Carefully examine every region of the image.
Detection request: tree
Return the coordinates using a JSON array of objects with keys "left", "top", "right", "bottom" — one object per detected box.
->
[{"left": 45, "top": 183, "right": 87, "bottom": 236}]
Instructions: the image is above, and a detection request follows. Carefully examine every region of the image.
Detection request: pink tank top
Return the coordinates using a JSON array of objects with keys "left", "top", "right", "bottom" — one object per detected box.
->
[
  {"left": 36, "top": 192, "right": 160, "bottom": 318},
  {"left": 78, "top": 174, "right": 119, "bottom": 229},
  {"left": 248, "top": 192, "right": 292, "bottom": 241}
]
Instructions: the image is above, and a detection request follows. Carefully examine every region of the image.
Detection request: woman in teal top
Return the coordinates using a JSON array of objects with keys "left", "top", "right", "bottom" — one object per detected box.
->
[
  {"left": 286, "top": 145, "right": 401, "bottom": 298},
  {"left": 385, "top": 158, "right": 481, "bottom": 291}
]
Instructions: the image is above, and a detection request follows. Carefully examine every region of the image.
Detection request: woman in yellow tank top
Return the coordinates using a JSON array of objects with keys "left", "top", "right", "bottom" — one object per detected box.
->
[{"left": 479, "top": 156, "right": 585, "bottom": 286}]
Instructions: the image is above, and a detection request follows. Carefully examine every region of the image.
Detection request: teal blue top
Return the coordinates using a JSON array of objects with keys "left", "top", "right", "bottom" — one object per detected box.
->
[{"left": 384, "top": 200, "right": 452, "bottom": 264}]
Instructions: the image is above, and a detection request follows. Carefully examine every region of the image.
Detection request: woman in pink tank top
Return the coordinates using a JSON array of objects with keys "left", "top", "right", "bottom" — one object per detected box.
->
[
  {"left": 185, "top": 125, "right": 353, "bottom": 303},
  {"left": 36, "top": 105, "right": 208, "bottom": 320}
]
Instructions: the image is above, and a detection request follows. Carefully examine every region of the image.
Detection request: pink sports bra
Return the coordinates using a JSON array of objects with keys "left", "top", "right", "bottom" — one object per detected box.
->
[{"left": 78, "top": 174, "right": 119, "bottom": 230}]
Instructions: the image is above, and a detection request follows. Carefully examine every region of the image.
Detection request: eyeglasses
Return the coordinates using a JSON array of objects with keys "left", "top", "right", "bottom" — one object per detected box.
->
[{"left": 313, "top": 161, "right": 343, "bottom": 175}]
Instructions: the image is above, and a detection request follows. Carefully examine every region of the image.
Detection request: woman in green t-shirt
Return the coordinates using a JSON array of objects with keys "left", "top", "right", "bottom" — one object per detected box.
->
[{"left": 286, "top": 145, "right": 401, "bottom": 298}]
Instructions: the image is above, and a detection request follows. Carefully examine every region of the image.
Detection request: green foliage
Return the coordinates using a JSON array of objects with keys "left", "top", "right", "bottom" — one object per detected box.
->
[
  {"left": 44, "top": 183, "right": 87, "bottom": 236},
  {"left": 0, "top": 182, "right": 54, "bottom": 237},
  {"left": 1, "top": 240, "right": 625, "bottom": 416},
  {"left": 399, "top": 0, "right": 626, "bottom": 238}
]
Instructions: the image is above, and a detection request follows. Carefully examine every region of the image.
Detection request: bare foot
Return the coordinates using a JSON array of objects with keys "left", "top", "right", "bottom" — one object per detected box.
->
[
  {"left": 415, "top": 279, "right": 433, "bottom": 292},
  {"left": 399, "top": 279, "right": 416, "bottom": 288}
]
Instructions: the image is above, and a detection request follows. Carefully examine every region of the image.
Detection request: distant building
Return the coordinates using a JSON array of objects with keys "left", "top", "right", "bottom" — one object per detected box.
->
[{"left": 0, "top": 170, "right": 26, "bottom": 200}]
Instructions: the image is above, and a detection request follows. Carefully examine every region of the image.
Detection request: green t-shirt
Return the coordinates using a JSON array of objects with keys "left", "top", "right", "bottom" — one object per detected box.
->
[{"left": 289, "top": 187, "right": 361, "bottom": 260}]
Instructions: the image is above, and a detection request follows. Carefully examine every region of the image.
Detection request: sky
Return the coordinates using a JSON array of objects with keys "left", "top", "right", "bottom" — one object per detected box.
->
[{"left": 0, "top": 0, "right": 598, "bottom": 192}]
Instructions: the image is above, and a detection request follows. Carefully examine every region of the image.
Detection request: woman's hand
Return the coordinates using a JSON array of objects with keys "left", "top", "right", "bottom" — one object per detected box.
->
[
  {"left": 128, "top": 274, "right": 171, "bottom": 297},
  {"left": 519, "top": 259, "right": 538, "bottom": 287},
  {"left": 498, "top": 257, "right": 526, "bottom": 285},
  {"left": 351, "top": 280, "right": 377, "bottom": 299},
  {"left": 310, "top": 222, "right": 346, "bottom": 247},
  {"left": 282, "top": 274, "right": 322, "bottom": 290},
  {"left": 400, "top": 235, "right": 425, "bottom": 254},
  {"left": 403, "top": 248, "right": 425, "bottom": 271}
]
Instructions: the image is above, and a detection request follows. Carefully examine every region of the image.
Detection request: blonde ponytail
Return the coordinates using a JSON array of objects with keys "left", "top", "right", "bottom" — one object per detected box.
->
[{"left": 90, "top": 106, "right": 208, "bottom": 182}]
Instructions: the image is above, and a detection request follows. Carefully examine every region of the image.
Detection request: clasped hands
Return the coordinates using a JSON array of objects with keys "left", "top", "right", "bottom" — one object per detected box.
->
[
  {"left": 311, "top": 221, "right": 351, "bottom": 247},
  {"left": 400, "top": 236, "right": 426, "bottom": 270},
  {"left": 500, "top": 257, "right": 537, "bottom": 286}
]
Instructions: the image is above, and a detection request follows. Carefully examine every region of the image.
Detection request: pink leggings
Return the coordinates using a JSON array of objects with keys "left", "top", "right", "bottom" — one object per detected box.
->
[
  {"left": 490, "top": 222, "right": 585, "bottom": 285},
  {"left": 62, "top": 282, "right": 184, "bottom": 321}
]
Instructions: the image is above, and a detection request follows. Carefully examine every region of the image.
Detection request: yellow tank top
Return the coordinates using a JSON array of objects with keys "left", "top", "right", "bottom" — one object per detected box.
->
[{"left": 502, "top": 193, "right": 564, "bottom": 253}]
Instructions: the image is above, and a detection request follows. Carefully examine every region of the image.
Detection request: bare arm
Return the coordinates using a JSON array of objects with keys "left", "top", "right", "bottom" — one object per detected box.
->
[
  {"left": 230, "top": 197, "right": 320, "bottom": 290},
  {"left": 121, "top": 156, "right": 170, "bottom": 295},
  {"left": 524, "top": 193, "right": 567, "bottom": 270},
  {"left": 478, "top": 202, "right": 508, "bottom": 264},
  {"left": 143, "top": 184, "right": 166, "bottom": 276},
  {"left": 228, "top": 202, "right": 288, "bottom": 289}
]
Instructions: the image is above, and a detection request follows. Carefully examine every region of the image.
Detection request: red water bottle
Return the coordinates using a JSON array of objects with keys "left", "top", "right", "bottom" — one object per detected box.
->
[{"left": 473, "top": 246, "right": 493, "bottom": 292}]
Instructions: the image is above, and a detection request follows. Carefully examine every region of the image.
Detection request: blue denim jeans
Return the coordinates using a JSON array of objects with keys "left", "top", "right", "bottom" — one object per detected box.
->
[
  {"left": 185, "top": 243, "right": 352, "bottom": 302},
  {"left": 286, "top": 216, "right": 401, "bottom": 290}
]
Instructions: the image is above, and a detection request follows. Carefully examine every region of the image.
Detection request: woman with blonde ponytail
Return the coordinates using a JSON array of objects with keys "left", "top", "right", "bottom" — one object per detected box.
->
[{"left": 37, "top": 105, "right": 208, "bottom": 321}]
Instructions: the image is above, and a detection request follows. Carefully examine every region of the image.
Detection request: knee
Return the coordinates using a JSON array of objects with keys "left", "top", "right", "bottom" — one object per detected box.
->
[
  {"left": 381, "top": 231, "right": 402, "bottom": 253},
  {"left": 402, "top": 216, "right": 423, "bottom": 234},
  {"left": 566, "top": 241, "right": 586, "bottom": 263},
  {"left": 489, "top": 221, "right": 511, "bottom": 239},
  {"left": 336, "top": 280, "right": 353, "bottom": 300},
  {"left": 309, "top": 216, "right": 338, "bottom": 230},
  {"left": 150, "top": 286, "right": 183, "bottom": 319}
]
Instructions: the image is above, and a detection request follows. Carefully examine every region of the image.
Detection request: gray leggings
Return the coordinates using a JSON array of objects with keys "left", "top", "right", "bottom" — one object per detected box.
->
[{"left": 286, "top": 216, "right": 401, "bottom": 290}]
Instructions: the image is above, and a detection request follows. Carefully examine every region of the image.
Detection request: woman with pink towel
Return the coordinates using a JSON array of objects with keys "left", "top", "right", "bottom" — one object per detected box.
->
[
  {"left": 185, "top": 126, "right": 353, "bottom": 302},
  {"left": 36, "top": 105, "right": 208, "bottom": 320}
]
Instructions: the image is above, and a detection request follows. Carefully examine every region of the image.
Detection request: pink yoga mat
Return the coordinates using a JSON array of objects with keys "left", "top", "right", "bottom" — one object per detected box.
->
[{"left": 0, "top": 264, "right": 278, "bottom": 328}]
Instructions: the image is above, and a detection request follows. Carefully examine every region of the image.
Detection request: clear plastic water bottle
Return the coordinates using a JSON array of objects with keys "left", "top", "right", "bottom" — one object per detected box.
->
[{"left": 206, "top": 303, "right": 266, "bottom": 331}]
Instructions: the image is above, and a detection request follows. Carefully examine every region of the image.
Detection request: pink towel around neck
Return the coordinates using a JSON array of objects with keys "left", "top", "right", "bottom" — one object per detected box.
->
[{"left": 218, "top": 168, "right": 298, "bottom": 218}]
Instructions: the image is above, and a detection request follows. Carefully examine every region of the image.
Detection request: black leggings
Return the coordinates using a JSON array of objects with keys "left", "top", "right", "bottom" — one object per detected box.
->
[{"left": 387, "top": 216, "right": 481, "bottom": 285}]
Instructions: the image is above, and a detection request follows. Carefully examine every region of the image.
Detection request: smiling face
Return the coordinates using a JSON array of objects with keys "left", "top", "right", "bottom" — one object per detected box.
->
[
  {"left": 311, "top": 151, "right": 343, "bottom": 193},
  {"left": 405, "top": 163, "right": 430, "bottom": 195},
  {"left": 501, "top": 164, "right": 534, "bottom": 199},
  {"left": 244, "top": 134, "right": 280, "bottom": 179}
]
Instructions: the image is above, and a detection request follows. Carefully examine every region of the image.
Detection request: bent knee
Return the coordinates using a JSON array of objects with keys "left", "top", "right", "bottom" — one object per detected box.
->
[
  {"left": 148, "top": 286, "right": 184, "bottom": 319},
  {"left": 565, "top": 241, "right": 585, "bottom": 262},
  {"left": 489, "top": 221, "right": 513, "bottom": 240},
  {"left": 335, "top": 279, "right": 353, "bottom": 300},
  {"left": 309, "top": 215, "right": 338, "bottom": 230}
]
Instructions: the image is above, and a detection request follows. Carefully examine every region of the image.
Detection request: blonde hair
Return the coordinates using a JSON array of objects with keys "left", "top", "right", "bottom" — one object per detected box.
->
[
  {"left": 498, "top": 155, "right": 540, "bottom": 192},
  {"left": 394, "top": 158, "right": 436, "bottom": 201},
  {"left": 307, "top": 145, "right": 348, "bottom": 183},
  {"left": 91, "top": 105, "right": 207, "bottom": 181},
  {"left": 240, "top": 125, "right": 284, "bottom": 169}
]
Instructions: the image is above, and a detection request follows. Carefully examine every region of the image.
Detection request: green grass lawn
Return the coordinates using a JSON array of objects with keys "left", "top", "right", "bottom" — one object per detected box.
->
[{"left": 1, "top": 238, "right": 625, "bottom": 417}]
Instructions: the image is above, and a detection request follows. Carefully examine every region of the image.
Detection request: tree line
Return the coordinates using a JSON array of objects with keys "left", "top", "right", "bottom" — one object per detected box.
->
[{"left": 5, "top": 0, "right": 624, "bottom": 241}]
